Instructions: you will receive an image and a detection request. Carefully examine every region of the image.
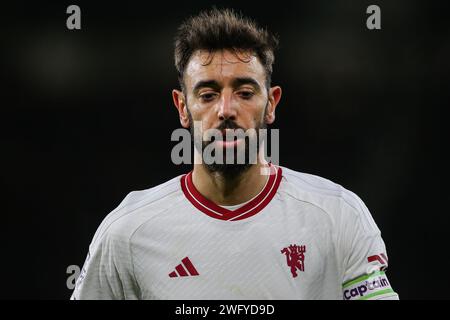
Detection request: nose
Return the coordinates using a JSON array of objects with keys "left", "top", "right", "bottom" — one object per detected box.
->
[{"left": 217, "top": 90, "right": 237, "bottom": 121}]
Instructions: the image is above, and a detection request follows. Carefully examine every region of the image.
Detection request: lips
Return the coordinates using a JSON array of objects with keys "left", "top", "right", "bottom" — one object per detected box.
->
[
  {"left": 203, "top": 127, "right": 246, "bottom": 148},
  {"left": 215, "top": 139, "right": 241, "bottom": 148}
]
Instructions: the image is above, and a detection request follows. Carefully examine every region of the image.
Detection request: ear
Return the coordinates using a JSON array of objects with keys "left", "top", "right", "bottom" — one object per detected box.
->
[
  {"left": 265, "top": 86, "right": 282, "bottom": 125},
  {"left": 172, "top": 89, "right": 190, "bottom": 128}
]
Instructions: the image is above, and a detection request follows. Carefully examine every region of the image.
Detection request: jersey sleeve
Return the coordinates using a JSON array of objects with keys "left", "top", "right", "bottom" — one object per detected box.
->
[
  {"left": 339, "top": 192, "right": 399, "bottom": 300},
  {"left": 70, "top": 224, "right": 140, "bottom": 300}
]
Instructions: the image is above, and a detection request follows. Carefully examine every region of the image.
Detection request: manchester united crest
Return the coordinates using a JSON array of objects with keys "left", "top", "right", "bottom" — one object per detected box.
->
[{"left": 281, "top": 244, "right": 306, "bottom": 278}]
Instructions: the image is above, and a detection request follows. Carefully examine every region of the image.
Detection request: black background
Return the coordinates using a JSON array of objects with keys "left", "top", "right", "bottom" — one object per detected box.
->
[{"left": 1, "top": 1, "right": 447, "bottom": 299}]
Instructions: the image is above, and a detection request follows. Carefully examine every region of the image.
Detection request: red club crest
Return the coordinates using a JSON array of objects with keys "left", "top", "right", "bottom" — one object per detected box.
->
[{"left": 281, "top": 244, "right": 306, "bottom": 278}]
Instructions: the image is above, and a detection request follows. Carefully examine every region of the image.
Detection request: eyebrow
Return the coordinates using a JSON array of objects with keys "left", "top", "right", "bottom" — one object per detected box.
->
[
  {"left": 192, "top": 77, "right": 262, "bottom": 95},
  {"left": 231, "top": 77, "right": 261, "bottom": 92},
  {"left": 193, "top": 80, "right": 221, "bottom": 95}
]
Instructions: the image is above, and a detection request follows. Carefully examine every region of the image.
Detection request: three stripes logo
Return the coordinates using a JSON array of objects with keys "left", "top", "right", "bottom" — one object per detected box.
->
[{"left": 168, "top": 257, "right": 199, "bottom": 278}]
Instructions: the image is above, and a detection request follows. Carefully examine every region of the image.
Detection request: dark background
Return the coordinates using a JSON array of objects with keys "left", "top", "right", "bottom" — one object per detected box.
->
[{"left": 1, "top": 1, "right": 447, "bottom": 299}]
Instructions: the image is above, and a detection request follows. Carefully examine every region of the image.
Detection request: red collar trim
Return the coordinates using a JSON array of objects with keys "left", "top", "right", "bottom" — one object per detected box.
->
[{"left": 180, "top": 165, "right": 282, "bottom": 221}]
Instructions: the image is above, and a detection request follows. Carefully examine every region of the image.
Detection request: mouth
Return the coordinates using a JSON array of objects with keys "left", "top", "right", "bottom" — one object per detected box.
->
[
  {"left": 214, "top": 139, "right": 241, "bottom": 148},
  {"left": 217, "top": 129, "right": 244, "bottom": 148},
  {"left": 202, "top": 127, "right": 247, "bottom": 149}
]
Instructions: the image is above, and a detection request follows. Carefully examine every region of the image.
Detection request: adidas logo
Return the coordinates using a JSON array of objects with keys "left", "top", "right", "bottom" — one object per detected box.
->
[{"left": 168, "top": 257, "right": 199, "bottom": 278}]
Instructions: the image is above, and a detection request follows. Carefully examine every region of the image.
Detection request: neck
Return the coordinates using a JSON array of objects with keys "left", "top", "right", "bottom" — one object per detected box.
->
[{"left": 191, "top": 157, "right": 270, "bottom": 206}]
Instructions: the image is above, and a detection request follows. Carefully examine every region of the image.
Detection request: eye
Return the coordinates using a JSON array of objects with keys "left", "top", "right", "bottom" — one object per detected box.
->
[
  {"left": 238, "top": 90, "right": 254, "bottom": 100},
  {"left": 199, "top": 92, "right": 217, "bottom": 102}
]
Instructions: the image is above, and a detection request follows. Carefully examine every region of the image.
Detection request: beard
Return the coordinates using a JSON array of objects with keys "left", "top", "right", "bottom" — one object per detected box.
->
[{"left": 187, "top": 104, "right": 268, "bottom": 180}]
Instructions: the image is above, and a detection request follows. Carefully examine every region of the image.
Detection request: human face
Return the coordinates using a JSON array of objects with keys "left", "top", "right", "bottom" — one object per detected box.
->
[{"left": 172, "top": 49, "right": 281, "bottom": 173}]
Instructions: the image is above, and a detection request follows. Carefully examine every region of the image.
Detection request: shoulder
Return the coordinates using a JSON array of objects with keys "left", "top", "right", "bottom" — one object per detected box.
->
[
  {"left": 89, "top": 175, "right": 184, "bottom": 248},
  {"left": 278, "top": 166, "right": 380, "bottom": 234}
]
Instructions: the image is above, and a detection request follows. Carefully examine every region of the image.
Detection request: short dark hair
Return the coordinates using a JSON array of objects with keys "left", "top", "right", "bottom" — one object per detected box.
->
[{"left": 174, "top": 8, "right": 279, "bottom": 91}]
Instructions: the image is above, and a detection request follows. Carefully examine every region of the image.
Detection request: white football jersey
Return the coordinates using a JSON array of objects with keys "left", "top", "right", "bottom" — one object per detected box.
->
[{"left": 71, "top": 165, "right": 399, "bottom": 300}]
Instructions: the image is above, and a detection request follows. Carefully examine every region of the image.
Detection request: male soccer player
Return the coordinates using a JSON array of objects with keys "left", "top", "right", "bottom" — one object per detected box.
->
[{"left": 72, "top": 8, "right": 399, "bottom": 300}]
